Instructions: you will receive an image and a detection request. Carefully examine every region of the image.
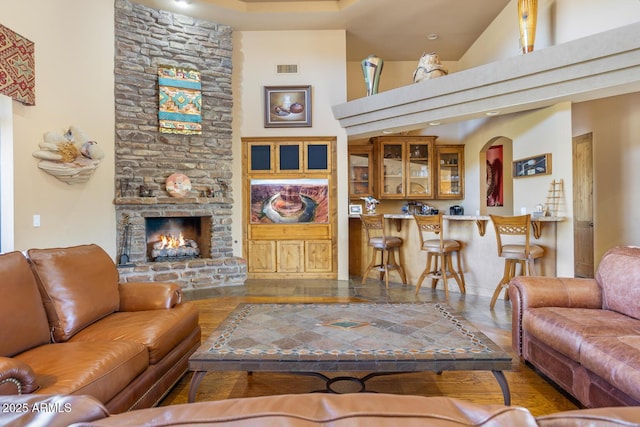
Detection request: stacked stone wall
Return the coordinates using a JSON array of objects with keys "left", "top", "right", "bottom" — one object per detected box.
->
[{"left": 114, "top": 0, "right": 245, "bottom": 289}]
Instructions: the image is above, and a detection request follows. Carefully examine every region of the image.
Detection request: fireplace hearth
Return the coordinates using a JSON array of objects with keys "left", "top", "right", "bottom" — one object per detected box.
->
[{"left": 115, "top": 198, "right": 246, "bottom": 290}]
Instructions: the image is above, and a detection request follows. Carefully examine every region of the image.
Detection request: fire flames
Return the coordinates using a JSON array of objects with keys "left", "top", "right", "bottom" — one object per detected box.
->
[{"left": 158, "top": 233, "right": 186, "bottom": 249}]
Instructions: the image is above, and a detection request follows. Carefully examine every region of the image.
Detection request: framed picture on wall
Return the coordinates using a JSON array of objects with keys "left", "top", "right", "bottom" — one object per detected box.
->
[
  {"left": 349, "top": 204, "right": 363, "bottom": 215},
  {"left": 513, "top": 153, "right": 551, "bottom": 178},
  {"left": 264, "top": 85, "right": 312, "bottom": 128}
]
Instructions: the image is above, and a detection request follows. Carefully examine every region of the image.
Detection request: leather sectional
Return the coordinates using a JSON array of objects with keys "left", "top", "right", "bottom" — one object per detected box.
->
[
  {"left": 2, "top": 393, "right": 640, "bottom": 427},
  {"left": 0, "top": 244, "right": 201, "bottom": 413},
  {"left": 510, "top": 245, "right": 640, "bottom": 407}
]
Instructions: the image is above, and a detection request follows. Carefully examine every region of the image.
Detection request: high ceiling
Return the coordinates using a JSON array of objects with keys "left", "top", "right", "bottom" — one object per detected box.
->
[{"left": 132, "top": 0, "right": 511, "bottom": 61}]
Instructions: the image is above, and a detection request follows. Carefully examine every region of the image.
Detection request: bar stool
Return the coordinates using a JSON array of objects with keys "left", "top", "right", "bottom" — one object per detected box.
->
[
  {"left": 413, "top": 213, "right": 465, "bottom": 299},
  {"left": 360, "top": 214, "right": 407, "bottom": 288},
  {"left": 489, "top": 214, "right": 544, "bottom": 309}
]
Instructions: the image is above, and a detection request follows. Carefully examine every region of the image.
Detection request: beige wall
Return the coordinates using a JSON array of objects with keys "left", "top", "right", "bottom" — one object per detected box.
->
[
  {"left": 231, "top": 30, "right": 349, "bottom": 278},
  {"left": 348, "top": 0, "right": 640, "bottom": 90},
  {"left": 572, "top": 93, "right": 640, "bottom": 263},
  {"left": 459, "top": 103, "right": 574, "bottom": 278},
  {"left": 459, "top": 0, "right": 640, "bottom": 70},
  {"left": 3, "top": 0, "right": 116, "bottom": 255}
]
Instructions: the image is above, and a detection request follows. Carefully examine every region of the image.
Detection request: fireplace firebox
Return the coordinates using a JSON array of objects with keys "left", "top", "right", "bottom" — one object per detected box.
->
[{"left": 145, "top": 216, "right": 212, "bottom": 262}]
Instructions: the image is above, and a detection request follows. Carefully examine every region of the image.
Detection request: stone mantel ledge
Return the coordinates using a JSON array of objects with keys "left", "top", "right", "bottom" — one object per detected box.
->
[{"left": 114, "top": 196, "right": 232, "bottom": 205}]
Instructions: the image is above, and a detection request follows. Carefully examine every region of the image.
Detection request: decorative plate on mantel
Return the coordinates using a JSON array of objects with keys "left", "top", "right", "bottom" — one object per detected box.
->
[{"left": 166, "top": 173, "right": 191, "bottom": 198}]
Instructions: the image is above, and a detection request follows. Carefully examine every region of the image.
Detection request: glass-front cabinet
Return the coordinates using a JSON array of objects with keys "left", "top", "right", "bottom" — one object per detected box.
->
[
  {"left": 348, "top": 145, "right": 374, "bottom": 198},
  {"left": 435, "top": 145, "right": 464, "bottom": 199},
  {"left": 374, "top": 136, "right": 434, "bottom": 199},
  {"left": 380, "top": 140, "right": 404, "bottom": 198},
  {"left": 407, "top": 141, "right": 433, "bottom": 198}
]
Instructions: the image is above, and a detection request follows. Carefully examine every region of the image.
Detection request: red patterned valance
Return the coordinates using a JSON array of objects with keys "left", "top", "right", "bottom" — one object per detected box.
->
[{"left": 0, "top": 24, "right": 35, "bottom": 105}]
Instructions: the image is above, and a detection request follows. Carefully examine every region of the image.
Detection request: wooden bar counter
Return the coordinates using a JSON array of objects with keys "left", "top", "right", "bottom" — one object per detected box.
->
[{"left": 349, "top": 214, "right": 563, "bottom": 299}]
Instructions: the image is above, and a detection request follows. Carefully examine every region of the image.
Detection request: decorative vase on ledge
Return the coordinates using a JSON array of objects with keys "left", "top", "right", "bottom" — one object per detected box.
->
[
  {"left": 361, "top": 54, "right": 384, "bottom": 96},
  {"left": 518, "top": 0, "right": 538, "bottom": 54}
]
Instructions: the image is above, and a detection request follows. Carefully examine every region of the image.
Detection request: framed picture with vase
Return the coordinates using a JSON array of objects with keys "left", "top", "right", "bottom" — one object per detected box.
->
[{"left": 264, "top": 85, "right": 312, "bottom": 128}]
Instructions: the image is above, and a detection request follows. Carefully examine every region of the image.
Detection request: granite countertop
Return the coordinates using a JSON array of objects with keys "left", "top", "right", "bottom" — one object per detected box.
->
[
  {"left": 349, "top": 213, "right": 564, "bottom": 221},
  {"left": 349, "top": 213, "right": 490, "bottom": 220}
]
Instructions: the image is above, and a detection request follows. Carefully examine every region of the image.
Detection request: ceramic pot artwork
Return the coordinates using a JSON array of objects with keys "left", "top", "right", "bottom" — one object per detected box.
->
[
  {"left": 413, "top": 52, "right": 448, "bottom": 83},
  {"left": 518, "top": 0, "right": 538, "bottom": 54},
  {"left": 361, "top": 54, "right": 384, "bottom": 96}
]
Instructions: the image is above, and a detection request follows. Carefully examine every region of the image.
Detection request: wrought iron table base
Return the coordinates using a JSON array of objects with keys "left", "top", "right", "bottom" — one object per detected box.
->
[{"left": 189, "top": 370, "right": 511, "bottom": 405}]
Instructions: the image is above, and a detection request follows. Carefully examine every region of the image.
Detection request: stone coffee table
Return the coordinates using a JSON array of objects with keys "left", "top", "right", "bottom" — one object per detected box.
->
[{"left": 188, "top": 302, "right": 512, "bottom": 403}]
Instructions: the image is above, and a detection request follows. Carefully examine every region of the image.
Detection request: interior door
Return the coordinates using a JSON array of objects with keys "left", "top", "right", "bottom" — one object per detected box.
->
[{"left": 573, "top": 133, "right": 594, "bottom": 278}]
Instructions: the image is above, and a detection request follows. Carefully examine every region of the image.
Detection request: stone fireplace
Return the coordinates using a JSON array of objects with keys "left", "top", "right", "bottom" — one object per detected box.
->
[
  {"left": 114, "top": 0, "right": 246, "bottom": 290},
  {"left": 115, "top": 198, "right": 245, "bottom": 289}
]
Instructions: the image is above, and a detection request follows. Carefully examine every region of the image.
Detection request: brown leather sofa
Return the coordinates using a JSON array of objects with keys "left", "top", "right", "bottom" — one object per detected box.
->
[
  {"left": 0, "top": 244, "right": 201, "bottom": 413},
  {"left": 2, "top": 393, "right": 640, "bottom": 427},
  {"left": 510, "top": 246, "right": 640, "bottom": 408}
]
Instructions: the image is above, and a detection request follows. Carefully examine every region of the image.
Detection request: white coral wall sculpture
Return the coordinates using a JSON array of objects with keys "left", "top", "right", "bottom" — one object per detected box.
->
[{"left": 32, "top": 126, "right": 105, "bottom": 185}]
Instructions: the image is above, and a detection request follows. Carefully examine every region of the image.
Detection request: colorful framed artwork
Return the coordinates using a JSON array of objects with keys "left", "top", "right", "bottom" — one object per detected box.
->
[
  {"left": 513, "top": 153, "right": 551, "bottom": 178},
  {"left": 264, "top": 85, "right": 312, "bottom": 128},
  {"left": 250, "top": 178, "right": 328, "bottom": 224},
  {"left": 0, "top": 24, "right": 35, "bottom": 105},
  {"left": 158, "top": 65, "right": 202, "bottom": 135}
]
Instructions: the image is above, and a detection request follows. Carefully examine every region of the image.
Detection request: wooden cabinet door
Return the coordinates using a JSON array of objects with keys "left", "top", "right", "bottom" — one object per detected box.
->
[
  {"left": 407, "top": 140, "right": 433, "bottom": 198},
  {"left": 248, "top": 241, "right": 276, "bottom": 272},
  {"left": 305, "top": 240, "right": 332, "bottom": 272},
  {"left": 378, "top": 139, "right": 406, "bottom": 199},
  {"left": 276, "top": 142, "right": 303, "bottom": 173},
  {"left": 277, "top": 241, "right": 304, "bottom": 272},
  {"left": 348, "top": 145, "right": 374, "bottom": 198},
  {"left": 374, "top": 136, "right": 435, "bottom": 199},
  {"left": 435, "top": 145, "right": 464, "bottom": 199},
  {"left": 305, "top": 141, "right": 331, "bottom": 172},
  {"left": 247, "top": 141, "right": 275, "bottom": 173}
]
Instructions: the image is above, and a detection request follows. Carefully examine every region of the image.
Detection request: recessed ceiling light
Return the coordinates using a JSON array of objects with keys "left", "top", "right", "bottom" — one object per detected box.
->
[
  {"left": 429, "top": 121, "right": 441, "bottom": 126},
  {"left": 382, "top": 130, "right": 394, "bottom": 134},
  {"left": 426, "top": 34, "right": 439, "bottom": 41},
  {"left": 485, "top": 111, "right": 500, "bottom": 116}
]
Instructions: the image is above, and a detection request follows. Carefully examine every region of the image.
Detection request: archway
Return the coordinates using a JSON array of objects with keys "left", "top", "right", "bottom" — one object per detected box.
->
[{"left": 479, "top": 136, "right": 513, "bottom": 216}]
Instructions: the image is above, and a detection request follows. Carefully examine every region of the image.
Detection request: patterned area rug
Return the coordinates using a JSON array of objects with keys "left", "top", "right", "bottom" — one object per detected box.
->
[{"left": 195, "top": 303, "right": 510, "bottom": 372}]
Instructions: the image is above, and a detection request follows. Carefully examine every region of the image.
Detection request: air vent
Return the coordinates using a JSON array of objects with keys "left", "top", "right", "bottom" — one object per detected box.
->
[{"left": 276, "top": 64, "right": 298, "bottom": 74}]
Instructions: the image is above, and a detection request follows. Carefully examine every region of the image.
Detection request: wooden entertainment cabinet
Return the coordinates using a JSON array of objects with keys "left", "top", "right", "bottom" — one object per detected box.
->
[{"left": 242, "top": 137, "right": 337, "bottom": 279}]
